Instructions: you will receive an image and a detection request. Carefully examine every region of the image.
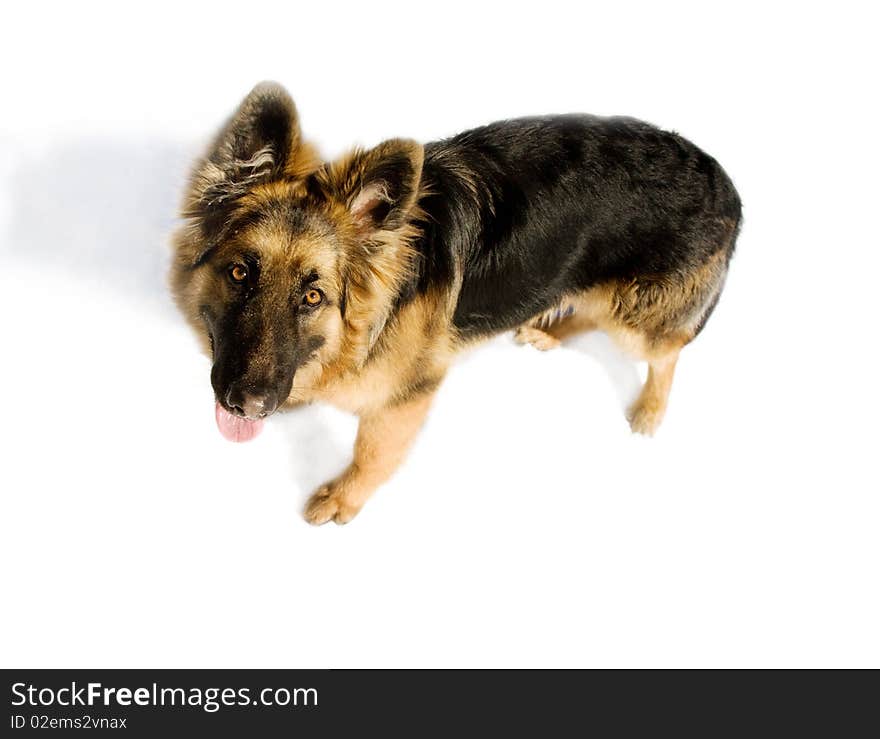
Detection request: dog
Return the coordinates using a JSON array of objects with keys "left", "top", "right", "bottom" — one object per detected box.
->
[{"left": 170, "top": 82, "right": 741, "bottom": 525}]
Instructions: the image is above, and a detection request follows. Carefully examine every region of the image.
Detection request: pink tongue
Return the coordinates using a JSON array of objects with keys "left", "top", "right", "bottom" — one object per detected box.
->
[{"left": 215, "top": 402, "right": 265, "bottom": 443}]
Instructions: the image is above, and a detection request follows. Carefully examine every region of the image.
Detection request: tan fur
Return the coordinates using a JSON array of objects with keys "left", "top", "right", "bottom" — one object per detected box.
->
[
  {"left": 309, "top": 142, "right": 426, "bottom": 372},
  {"left": 515, "top": 300, "right": 598, "bottom": 349},
  {"left": 282, "top": 141, "right": 322, "bottom": 180},
  {"left": 513, "top": 326, "right": 561, "bottom": 351},
  {"left": 287, "top": 290, "right": 454, "bottom": 414},
  {"left": 627, "top": 350, "right": 680, "bottom": 435},
  {"left": 304, "top": 392, "right": 435, "bottom": 524}
]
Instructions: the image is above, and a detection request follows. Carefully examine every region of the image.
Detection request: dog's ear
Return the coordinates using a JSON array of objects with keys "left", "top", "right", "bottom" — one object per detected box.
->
[
  {"left": 315, "top": 140, "right": 424, "bottom": 362},
  {"left": 184, "top": 81, "right": 301, "bottom": 234},
  {"left": 318, "top": 139, "right": 424, "bottom": 234}
]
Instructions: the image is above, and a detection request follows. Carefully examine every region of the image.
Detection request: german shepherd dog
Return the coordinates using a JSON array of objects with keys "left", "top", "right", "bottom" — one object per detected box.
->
[{"left": 171, "top": 82, "right": 741, "bottom": 525}]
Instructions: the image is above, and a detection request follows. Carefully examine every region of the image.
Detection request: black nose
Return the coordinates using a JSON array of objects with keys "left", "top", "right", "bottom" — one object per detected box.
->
[{"left": 225, "top": 387, "right": 278, "bottom": 419}]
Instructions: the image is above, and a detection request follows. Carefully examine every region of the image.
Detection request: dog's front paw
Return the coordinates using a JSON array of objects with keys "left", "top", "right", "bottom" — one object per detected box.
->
[
  {"left": 303, "top": 482, "right": 362, "bottom": 526},
  {"left": 514, "top": 326, "right": 560, "bottom": 351}
]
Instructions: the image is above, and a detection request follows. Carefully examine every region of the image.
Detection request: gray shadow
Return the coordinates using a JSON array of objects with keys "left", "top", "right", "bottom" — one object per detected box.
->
[
  {"left": 1, "top": 135, "right": 354, "bottom": 499},
  {"left": 565, "top": 330, "right": 644, "bottom": 409},
  {"left": 1, "top": 136, "right": 196, "bottom": 319},
  {"left": 274, "top": 404, "right": 352, "bottom": 498}
]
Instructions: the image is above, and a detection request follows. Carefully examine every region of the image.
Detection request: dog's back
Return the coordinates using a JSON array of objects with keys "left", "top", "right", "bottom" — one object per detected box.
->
[{"left": 412, "top": 115, "right": 740, "bottom": 342}]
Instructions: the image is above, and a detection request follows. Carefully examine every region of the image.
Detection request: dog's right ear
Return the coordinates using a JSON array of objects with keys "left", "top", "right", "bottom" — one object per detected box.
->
[{"left": 183, "top": 81, "right": 302, "bottom": 238}]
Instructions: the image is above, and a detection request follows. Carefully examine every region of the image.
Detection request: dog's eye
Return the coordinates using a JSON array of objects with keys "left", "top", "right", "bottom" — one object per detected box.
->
[
  {"left": 303, "top": 289, "right": 323, "bottom": 307},
  {"left": 228, "top": 264, "right": 248, "bottom": 284}
]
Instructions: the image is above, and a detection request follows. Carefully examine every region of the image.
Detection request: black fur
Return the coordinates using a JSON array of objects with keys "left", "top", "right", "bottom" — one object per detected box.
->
[{"left": 408, "top": 115, "right": 741, "bottom": 338}]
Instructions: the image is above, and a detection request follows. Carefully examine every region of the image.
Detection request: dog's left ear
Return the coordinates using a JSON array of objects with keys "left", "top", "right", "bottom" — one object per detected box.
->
[{"left": 318, "top": 139, "right": 424, "bottom": 234}]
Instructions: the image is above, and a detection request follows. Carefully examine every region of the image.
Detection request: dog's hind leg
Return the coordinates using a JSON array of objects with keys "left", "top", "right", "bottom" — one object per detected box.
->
[
  {"left": 514, "top": 306, "right": 596, "bottom": 351},
  {"left": 626, "top": 345, "right": 681, "bottom": 436},
  {"left": 593, "top": 247, "right": 730, "bottom": 435},
  {"left": 514, "top": 325, "right": 562, "bottom": 351}
]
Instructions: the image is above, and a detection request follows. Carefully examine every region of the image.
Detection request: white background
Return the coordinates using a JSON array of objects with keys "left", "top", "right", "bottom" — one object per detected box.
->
[{"left": 1, "top": 1, "right": 877, "bottom": 667}]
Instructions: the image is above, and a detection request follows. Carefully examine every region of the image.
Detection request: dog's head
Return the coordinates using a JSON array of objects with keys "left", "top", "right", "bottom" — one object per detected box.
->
[{"left": 171, "top": 82, "right": 424, "bottom": 440}]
